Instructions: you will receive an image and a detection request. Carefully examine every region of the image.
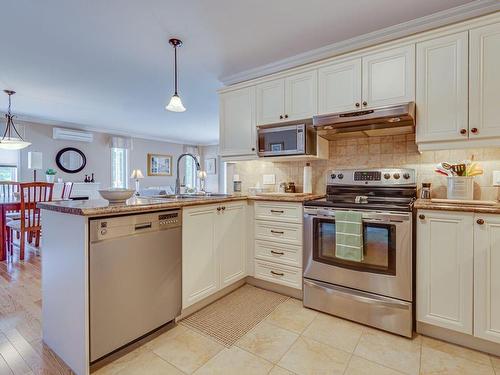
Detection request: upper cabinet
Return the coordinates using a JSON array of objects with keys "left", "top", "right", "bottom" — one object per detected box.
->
[
  {"left": 416, "top": 32, "right": 469, "bottom": 143},
  {"left": 469, "top": 23, "right": 500, "bottom": 139},
  {"left": 256, "top": 71, "right": 317, "bottom": 125},
  {"left": 362, "top": 45, "right": 415, "bottom": 109},
  {"left": 219, "top": 86, "right": 257, "bottom": 157},
  {"left": 318, "top": 58, "right": 362, "bottom": 114}
]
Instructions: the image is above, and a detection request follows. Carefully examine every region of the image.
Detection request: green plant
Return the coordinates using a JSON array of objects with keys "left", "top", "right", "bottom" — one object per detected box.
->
[{"left": 46, "top": 168, "right": 57, "bottom": 175}]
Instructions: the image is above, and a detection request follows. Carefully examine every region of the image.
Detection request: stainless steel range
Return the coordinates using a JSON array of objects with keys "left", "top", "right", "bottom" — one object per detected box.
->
[{"left": 303, "top": 168, "right": 416, "bottom": 337}]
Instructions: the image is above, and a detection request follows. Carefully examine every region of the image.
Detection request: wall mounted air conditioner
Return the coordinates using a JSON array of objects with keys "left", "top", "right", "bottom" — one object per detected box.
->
[{"left": 53, "top": 127, "right": 94, "bottom": 143}]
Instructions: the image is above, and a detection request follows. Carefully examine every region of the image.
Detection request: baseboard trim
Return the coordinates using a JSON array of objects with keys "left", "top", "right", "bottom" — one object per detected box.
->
[
  {"left": 246, "top": 276, "right": 303, "bottom": 299},
  {"left": 417, "top": 321, "right": 500, "bottom": 356}
]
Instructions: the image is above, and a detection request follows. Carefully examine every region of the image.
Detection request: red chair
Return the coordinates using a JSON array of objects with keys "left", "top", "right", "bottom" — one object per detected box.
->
[
  {"left": 61, "top": 182, "right": 73, "bottom": 199},
  {"left": 6, "top": 182, "right": 53, "bottom": 260}
]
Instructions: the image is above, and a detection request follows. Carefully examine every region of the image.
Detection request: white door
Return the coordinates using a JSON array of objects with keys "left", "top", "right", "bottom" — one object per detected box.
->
[
  {"left": 219, "top": 87, "right": 256, "bottom": 157},
  {"left": 474, "top": 214, "right": 500, "bottom": 344},
  {"left": 285, "top": 71, "right": 317, "bottom": 121},
  {"left": 182, "top": 205, "right": 219, "bottom": 308},
  {"left": 217, "top": 202, "right": 247, "bottom": 288},
  {"left": 256, "top": 79, "right": 285, "bottom": 125},
  {"left": 416, "top": 210, "right": 474, "bottom": 334},
  {"left": 470, "top": 23, "right": 500, "bottom": 139},
  {"left": 318, "top": 58, "right": 362, "bottom": 114},
  {"left": 362, "top": 45, "right": 415, "bottom": 109},
  {"left": 416, "top": 32, "right": 469, "bottom": 143}
]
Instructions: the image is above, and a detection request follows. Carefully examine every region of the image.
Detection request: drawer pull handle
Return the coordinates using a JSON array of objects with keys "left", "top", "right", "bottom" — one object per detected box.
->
[
  {"left": 270, "top": 210, "right": 284, "bottom": 214},
  {"left": 270, "top": 230, "right": 284, "bottom": 235},
  {"left": 270, "top": 270, "right": 284, "bottom": 276},
  {"left": 270, "top": 250, "right": 285, "bottom": 255}
]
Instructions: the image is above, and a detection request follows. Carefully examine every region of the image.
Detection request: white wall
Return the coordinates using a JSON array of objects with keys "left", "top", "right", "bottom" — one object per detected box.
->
[
  {"left": 199, "top": 144, "right": 219, "bottom": 192},
  {"left": 17, "top": 121, "right": 189, "bottom": 189}
]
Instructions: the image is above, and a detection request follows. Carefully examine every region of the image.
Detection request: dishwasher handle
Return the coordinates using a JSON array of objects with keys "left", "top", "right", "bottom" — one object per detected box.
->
[{"left": 135, "top": 222, "right": 152, "bottom": 231}]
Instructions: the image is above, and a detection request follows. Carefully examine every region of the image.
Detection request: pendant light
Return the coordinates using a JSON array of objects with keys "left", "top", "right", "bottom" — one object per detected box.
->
[
  {"left": 0, "top": 90, "right": 31, "bottom": 150},
  {"left": 166, "top": 38, "right": 186, "bottom": 112}
]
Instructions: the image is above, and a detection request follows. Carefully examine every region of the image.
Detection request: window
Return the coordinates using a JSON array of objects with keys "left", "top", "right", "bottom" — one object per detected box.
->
[
  {"left": 111, "top": 148, "right": 129, "bottom": 188},
  {"left": 0, "top": 149, "right": 19, "bottom": 181},
  {"left": 184, "top": 157, "right": 198, "bottom": 189}
]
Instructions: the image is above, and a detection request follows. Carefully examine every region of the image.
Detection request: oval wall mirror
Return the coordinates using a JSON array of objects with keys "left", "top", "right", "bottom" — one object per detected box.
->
[{"left": 56, "top": 147, "right": 87, "bottom": 173}]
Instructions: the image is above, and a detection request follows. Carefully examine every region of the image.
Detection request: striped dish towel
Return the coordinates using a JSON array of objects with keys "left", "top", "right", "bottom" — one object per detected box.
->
[{"left": 335, "top": 210, "right": 364, "bottom": 262}]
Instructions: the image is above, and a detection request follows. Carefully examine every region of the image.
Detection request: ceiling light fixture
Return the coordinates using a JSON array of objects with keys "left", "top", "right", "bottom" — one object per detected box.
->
[
  {"left": 166, "top": 38, "right": 186, "bottom": 112},
  {"left": 1, "top": 90, "right": 31, "bottom": 150}
]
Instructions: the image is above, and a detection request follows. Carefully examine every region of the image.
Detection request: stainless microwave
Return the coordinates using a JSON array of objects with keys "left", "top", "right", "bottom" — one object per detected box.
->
[{"left": 257, "top": 123, "right": 317, "bottom": 157}]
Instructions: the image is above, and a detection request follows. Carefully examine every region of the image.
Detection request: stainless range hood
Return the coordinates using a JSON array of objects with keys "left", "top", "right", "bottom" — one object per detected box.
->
[{"left": 313, "top": 102, "right": 415, "bottom": 140}]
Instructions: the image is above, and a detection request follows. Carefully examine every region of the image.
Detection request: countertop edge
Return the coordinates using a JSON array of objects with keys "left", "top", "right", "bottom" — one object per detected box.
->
[{"left": 414, "top": 198, "right": 500, "bottom": 214}]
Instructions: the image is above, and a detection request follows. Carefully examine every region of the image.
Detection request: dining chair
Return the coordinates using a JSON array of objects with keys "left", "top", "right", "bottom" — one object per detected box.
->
[
  {"left": 6, "top": 182, "right": 54, "bottom": 261},
  {"left": 61, "top": 182, "right": 73, "bottom": 199},
  {"left": 0, "top": 181, "right": 19, "bottom": 197}
]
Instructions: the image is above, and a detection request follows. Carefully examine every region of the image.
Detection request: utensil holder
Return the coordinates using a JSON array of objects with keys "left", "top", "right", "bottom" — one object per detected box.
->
[{"left": 447, "top": 176, "right": 474, "bottom": 200}]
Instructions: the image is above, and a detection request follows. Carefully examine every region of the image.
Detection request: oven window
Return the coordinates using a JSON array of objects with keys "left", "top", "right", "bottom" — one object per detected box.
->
[
  {"left": 313, "top": 218, "right": 396, "bottom": 275},
  {"left": 258, "top": 129, "right": 298, "bottom": 153}
]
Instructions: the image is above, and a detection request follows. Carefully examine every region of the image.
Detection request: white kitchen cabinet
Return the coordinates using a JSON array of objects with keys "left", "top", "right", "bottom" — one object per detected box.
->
[
  {"left": 318, "top": 58, "right": 362, "bottom": 114},
  {"left": 362, "top": 45, "right": 415, "bottom": 109},
  {"left": 183, "top": 202, "right": 247, "bottom": 309},
  {"left": 219, "top": 86, "right": 257, "bottom": 157},
  {"left": 218, "top": 202, "right": 247, "bottom": 288},
  {"left": 256, "top": 71, "right": 317, "bottom": 125},
  {"left": 474, "top": 214, "right": 500, "bottom": 344},
  {"left": 416, "top": 210, "right": 474, "bottom": 334},
  {"left": 469, "top": 23, "right": 500, "bottom": 139},
  {"left": 416, "top": 32, "right": 469, "bottom": 143},
  {"left": 182, "top": 205, "right": 219, "bottom": 308}
]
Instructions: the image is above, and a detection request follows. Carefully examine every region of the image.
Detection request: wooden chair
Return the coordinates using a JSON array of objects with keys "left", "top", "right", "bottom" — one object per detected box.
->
[
  {"left": 0, "top": 181, "right": 19, "bottom": 197},
  {"left": 6, "top": 182, "right": 53, "bottom": 260},
  {"left": 61, "top": 182, "right": 73, "bottom": 199}
]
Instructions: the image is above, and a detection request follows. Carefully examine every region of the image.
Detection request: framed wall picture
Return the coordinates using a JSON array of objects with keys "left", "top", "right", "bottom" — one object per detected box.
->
[
  {"left": 147, "top": 154, "right": 172, "bottom": 176},
  {"left": 205, "top": 157, "right": 217, "bottom": 175}
]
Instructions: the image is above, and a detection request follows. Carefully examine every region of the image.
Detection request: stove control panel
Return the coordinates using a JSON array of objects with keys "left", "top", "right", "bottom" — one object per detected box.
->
[{"left": 328, "top": 168, "right": 416, "bottom": 186}]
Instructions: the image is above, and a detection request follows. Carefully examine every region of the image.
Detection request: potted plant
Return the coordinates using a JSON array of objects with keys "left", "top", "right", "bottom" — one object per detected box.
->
[{"left": 46, "top": 168, "right": 57, "bottom": 183}]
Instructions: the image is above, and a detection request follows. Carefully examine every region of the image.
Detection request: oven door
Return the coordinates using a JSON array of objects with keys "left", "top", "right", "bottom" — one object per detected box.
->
[
  {"left": 258, "top": 124, "right": 305, "bottom": 156},
  {"left": 303, "top": 207, "right": 412, "bottom": 301}
]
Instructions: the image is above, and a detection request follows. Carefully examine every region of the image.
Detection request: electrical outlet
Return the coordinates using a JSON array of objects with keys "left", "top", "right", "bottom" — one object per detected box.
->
[{"left": 262, "top": 174, "right": 276, "bottom": 185}]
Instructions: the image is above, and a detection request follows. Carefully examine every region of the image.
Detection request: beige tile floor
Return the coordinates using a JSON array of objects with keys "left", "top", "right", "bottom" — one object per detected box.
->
[{"left": 96, "top": 298, "right": 500, "bottom": 375}]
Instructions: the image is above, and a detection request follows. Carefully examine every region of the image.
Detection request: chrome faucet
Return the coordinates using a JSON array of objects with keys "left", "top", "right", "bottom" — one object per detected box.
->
[{"left": 175, "top": 153, "right": 201, "bottom": 195}]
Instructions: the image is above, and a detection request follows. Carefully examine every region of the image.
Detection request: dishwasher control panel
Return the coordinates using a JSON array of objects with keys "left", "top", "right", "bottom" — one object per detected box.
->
[{"left": 158, "top": 212, "right": 181, "bottom": 229}]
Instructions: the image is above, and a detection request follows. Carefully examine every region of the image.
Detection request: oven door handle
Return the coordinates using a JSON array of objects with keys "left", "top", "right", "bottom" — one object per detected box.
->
[{"left": 304, "top": 279, "right": 410, "bottom": 310}]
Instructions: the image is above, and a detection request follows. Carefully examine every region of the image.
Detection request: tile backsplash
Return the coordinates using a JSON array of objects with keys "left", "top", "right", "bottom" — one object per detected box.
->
[{"left": 234, "top": 134, "right": 500, "bottom": 200}]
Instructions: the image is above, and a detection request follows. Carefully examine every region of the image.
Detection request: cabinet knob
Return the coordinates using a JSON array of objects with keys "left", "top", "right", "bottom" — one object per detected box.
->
[
  {"left": 284, "top": 114, "right": 288, "bottom": 119},
  {"left": 355, "top": 102, "right": 360, "bottom": 107},
  {"left": 279, "top": 115, "right": 283, "bottom": 120},
  {"left": 471, "top": 128, "right": 478, "bottom": 134},
  {"left": 460, "top": 128, "right": 467, "bottom": 135},
  {"left": 419, "top": 214, "right": 425, "bottom": 220},
  {"left": 362, "top": 101, "right": 368, "bottom": 106},
  {"left": 221, "top": 206, "right": 226, "bottom": 211},
  {"left": 217, "top": 207, "right": 221, "bottom": 212},
  {"left": 477, "top": 218, "right": 484, "bottom": 225},
  {"left": 251, "top": 147, "right": 255, "bottom": 151}
]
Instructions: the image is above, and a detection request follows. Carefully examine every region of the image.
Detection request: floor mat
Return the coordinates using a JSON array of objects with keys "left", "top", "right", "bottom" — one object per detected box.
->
[{"left": 181, "top": 284, "right": 289, "bottom": 347}]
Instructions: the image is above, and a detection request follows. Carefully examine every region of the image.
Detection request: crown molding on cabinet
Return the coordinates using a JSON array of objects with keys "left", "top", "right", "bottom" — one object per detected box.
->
[{"left": 220, "top": 0, "right": 500, "bottom": 86}]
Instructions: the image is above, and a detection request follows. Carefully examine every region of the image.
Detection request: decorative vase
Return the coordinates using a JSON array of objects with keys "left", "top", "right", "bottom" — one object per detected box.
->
[{"left": 46, "top": 175, "right": 55, "bottom": 183}]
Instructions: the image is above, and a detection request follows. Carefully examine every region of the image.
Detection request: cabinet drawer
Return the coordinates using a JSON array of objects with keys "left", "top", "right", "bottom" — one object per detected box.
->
[
  {"left": 255, "top": 220, "right": 302, "bottom": 246},
  {"left": 254, "top": 202, "right": 302, "bottom": 223},
  {"left": 255, "top": 240, "right": 302, "bottom": 268},
  {"left": 254, "top": 260, "right": 302, "bottom": 290}
]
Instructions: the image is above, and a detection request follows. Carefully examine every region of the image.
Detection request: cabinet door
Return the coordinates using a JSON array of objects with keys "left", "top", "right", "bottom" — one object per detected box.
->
[
  {"left": 470, "top": 23, "right": 500, "bottom": 139},
  {"left": 285, "top": 71, "right": 317, "bottom": 121},
  {"left": 217, "top": 202, "right": 247, "bottom": 288},
  {"left": 362, "top": 45, "right": 415, "bottom": 108},
  {"left": 318, "top": 58, "right": 362, "bottom": 114},
  {"left": 256, "top": 79, "right": 285, "bottom": 125},
  {"left": 474, "top": 214, "right": 500, "bottom": 344},
  {"left": 182, "top": 205, "right": 219, "bottom": 308},
  {"left": 219, "top": 87, "right": 257, "bottom": 157},
  {"left": 416, "top": 210, "right": 473, "bottom": 334},
  {"left": 416, "top": 32, "right": 468, "bottom": 143}
]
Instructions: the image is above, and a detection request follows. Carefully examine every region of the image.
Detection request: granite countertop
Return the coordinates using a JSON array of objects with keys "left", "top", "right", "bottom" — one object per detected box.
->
[
  {"left": 414, "top": 198, "right": 500, "bottom": 214},
  {"left": 39, "top": 193, "right": 324, "bottom": 216},
  {"left": 248, "top": 193, "right": 325, "bottom": 202}
]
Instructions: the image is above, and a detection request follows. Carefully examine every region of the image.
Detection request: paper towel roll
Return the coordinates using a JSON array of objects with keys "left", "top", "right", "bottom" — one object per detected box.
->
[{"left": 303, "top": 163, "right": 312, "bottom": 194}]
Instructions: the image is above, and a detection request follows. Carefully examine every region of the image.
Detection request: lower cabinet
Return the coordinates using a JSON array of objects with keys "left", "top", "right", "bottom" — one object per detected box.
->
[
  {"left": 417, "top": 209, "right": 500, "bottom": 344},
  {"left": 182, "top": 202, "right": 247, "bottom": 309}
]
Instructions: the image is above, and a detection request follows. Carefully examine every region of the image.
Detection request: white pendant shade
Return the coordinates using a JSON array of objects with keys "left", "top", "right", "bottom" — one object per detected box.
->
[
  {"left": 166, "top": 94, "right": 186, "bottom": 112},
  {"left": 28, "top": 151, "right": 43, "bottom": 169},
  {"left": 0, "top": 138, "right": 31, "bottom": 150}
]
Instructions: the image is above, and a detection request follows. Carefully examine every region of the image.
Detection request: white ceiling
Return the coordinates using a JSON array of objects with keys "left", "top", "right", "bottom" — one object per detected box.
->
[{"left": 0, "top": 0, "right": 487, "bottom": 145}]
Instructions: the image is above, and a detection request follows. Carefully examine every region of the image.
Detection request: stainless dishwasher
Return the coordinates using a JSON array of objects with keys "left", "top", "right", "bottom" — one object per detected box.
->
[{"left": 89, "top": 210, "right": 181, "bottom": 363}]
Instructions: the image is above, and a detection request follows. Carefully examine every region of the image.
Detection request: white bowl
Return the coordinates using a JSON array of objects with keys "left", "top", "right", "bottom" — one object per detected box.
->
[{"left": 98, "top": 189, "right": 136, "bottom": 203}]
